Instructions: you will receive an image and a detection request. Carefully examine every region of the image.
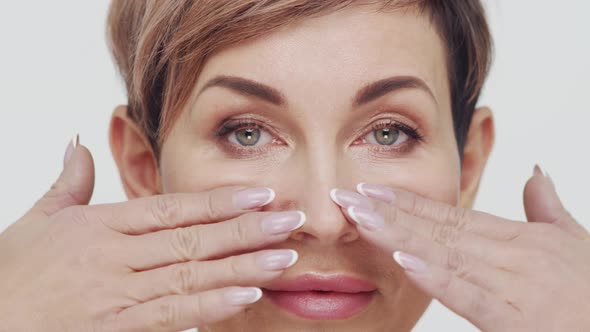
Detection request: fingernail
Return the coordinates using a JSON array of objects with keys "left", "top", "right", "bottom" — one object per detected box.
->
[
  {"left": 347, "top": 206, "right": 385, "bottom": 231},
  {"left": 356, "top": 183, "right": 396, "bottom": 203},
  {"left": 330, "top": 189, "right": 373, "bottom": 209},
  {"left": 223, "top": 287, "right": 263, "bottom": 306},
  {"left": 63, "top": 134, "right": 79, "bottom": 168},
  {"left": 261, "top": 211, "right": 306, "bottom": 235},
  {"left": 533, "top": 164, "right": 545, "bottom": 177},
  {"left": 393, "top": 251, "right": 428, "bottom": 275},
  {"left": 257, "top": 249, "right": 298, "bottom": 271},
  {"left": 234, "top": 187, "right": 275, "bottom": 210}
]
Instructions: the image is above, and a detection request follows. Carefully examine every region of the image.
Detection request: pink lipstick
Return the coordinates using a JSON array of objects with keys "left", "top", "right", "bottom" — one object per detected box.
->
[{"left": 264, "top": 274, "right": 377, "bottom": 320}]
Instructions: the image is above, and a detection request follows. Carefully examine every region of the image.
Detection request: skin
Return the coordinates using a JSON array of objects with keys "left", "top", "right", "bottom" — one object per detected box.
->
[
  {"left": 111, "top": 6, "right": 494, "bottom": 331},
  {"left": 1, "top": 4, "right": 586, "bottom": 332}
]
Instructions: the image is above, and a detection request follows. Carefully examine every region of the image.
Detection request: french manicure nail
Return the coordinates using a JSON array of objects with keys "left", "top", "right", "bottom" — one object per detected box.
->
[
  {"left": 234, "top": 187, "right": 275, "bottom": 210},
  {"left": 356, "top": 183, "right": 396, "bottom": 203},
  {"left": 63, "top": 134, "right": 79, "bottom": 168},
  {"left": 393, "top": 251, "right": 428, "bottom": 275},
  {"left": 330, "top": 189, "right": 373, "bottom": 209},
  {"left": 261, "top": 211, "right": 306, "bottom": 235},
  {"left": 257, "top": 249, "right": 298, "bottom": 271},
  {"left": 223, "top": 287, "right": 263, "bottom": 306},
  {"left": 533, "top": 164, "right": 544, "bottom": 177},
  {"left": 347, "top": 206, "right": 385, "bottom": 231}
]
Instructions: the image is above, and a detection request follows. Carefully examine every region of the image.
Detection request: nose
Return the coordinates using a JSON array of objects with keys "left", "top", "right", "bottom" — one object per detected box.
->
[{"left": 278, "top": 152, "right": 361, "bottom": 245}]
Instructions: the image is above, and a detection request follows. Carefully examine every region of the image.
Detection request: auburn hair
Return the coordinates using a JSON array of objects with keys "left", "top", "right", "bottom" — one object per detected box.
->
[{"left": 106, "top": 0, "right": 492, "bottom": 157}]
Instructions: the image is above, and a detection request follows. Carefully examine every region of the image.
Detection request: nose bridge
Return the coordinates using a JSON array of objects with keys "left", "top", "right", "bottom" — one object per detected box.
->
[{"left": 289, "top": 145, "right": 359, "bottom": 244}]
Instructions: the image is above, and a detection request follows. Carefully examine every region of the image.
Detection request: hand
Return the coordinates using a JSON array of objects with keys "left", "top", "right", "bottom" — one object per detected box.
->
[
  {"left": 329, "top": 167, "right": 590, "bottom": 331},
  {"left": 0, "top": 139, "right": 304, "bottom": 332}
]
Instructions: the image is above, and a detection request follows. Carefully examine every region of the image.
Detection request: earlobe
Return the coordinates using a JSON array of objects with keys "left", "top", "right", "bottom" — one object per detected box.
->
[
  {"left": 109, "top": 105, "right": 162, "bottom": 199},
  {"left": 459, "top": 106, "right": 495, "bottom": 208}
]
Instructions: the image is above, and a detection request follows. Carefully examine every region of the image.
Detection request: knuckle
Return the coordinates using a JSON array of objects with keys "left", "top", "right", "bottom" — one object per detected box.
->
[
  {"left": 431, "top": 222, "right": 461, "bottom": 247},
  {"left": 446, "top": 207, "right": 471, "bottom": 230},
  {"left": 172, "top": 262, "right": 201, "bottom": 294},
  {"left": 152, "top": 195, "right": 182, "bottom": 227},
  {"left": 171, "top": 227, "right": 202, "bottom": 260},
  {"left": 408, "top": 193, "right": 427, "bottom": 217},
  {"left": 445, "top": 248, "right": 468, "bottom": 273},
  {"left": 231, "top": 218, "right": 251, "bottom": 245},
  {"left": 205, "top": 189, "right": 225, "bottom": 220},
  {"left": 228, "top": 255, "right": 243, "bottom": 277},
  {"left": 156, "top": 302, "right": 179, "bottom": 328}
]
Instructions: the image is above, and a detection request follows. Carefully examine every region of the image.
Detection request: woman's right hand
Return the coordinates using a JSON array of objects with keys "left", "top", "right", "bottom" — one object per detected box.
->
[{"left": 0, "top": 140, "right": 304, "bottom": 332}]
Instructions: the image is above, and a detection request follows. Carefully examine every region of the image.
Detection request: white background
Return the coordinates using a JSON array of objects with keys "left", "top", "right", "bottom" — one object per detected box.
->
[{"left": 0, "top": 1, "right": 588, "bottom": 331}]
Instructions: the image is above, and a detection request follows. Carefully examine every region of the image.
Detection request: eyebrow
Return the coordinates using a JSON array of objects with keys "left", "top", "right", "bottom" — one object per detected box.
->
[{"left": 197, "top": 75, "right": 437, "bottom": 107}]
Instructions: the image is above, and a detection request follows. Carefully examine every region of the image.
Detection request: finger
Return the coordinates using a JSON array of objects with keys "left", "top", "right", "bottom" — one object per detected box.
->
[
  {"left": 124, "top": 249, "right": 298, "bottom": 303},
  {"left": 87, "top": 186, "right": 275, "bottom": 235},
  {"left": 524, "top": 165, "right": 588, "bottom": 239},
  {"left": 332, "top": 190, "right": 518, "bottom": 270},
  {"left": 105, "top": 286, "right": 262, "bottom": 332},
  {"left": 356, "top": 184, "right": 523, "bottom": 241},
  {"left": 345, "top": 205, "right": 517, "bottom": 294},
  {"left": 127, "top": 210, "right": 305, "bottom": 271},
  {"left": 393, "top": 251, "right": 519, "bottom": 331},
  {"left": 30, "top": 135, "right": 95, "bottom": 218}
]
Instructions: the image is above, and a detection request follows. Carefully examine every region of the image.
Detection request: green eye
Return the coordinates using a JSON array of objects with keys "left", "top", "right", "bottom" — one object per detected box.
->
[
  {"left": 235, "top": 128, "right": 261, "bottom": 146},
  {"left": 373, "top": 127, "right": 400, "bottom": 145}
]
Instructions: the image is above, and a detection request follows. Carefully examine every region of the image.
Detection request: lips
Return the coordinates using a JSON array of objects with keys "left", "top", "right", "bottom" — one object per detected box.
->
[{"left": 263, "top": 274, "right": 377, "bottom": 320}]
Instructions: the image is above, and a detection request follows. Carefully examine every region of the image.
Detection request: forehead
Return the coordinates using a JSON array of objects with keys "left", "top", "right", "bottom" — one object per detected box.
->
[{"left": 195, "top": 5, "right": 449, "bottom": 110}]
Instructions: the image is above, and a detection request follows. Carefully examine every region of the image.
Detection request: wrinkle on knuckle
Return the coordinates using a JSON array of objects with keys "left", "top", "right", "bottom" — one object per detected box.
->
[
  {"left": 231, "top": 219, "right": 250, "bottom": 246},
  {"left": 445, "top": 248, "right": 467, "bottom": 274},
  {"left": 171, "top": 227, "right": 202, "bottom": 261},
  {"left": 152, "top": 195, "right": 181, "bottom": 228},
  {"left": 229, "top": 255, "right": 242, "bottom": 278},
  {"left": 205, "top": 190, "right": 225, "bottom": 220},
  {"left": 431, "top": 222, "right": 461, "bottom": 247},
  {"left": 172, "top": 262, "right": 200, "bottom": 294},
  {"left": 446, "top": 207, "right": 471, "bottom": 231},
  {"left": 408, "top": 193, "right": 427, "bottom": 217},
  {"left": 156, "top": 302, "right": 178, "bottom": 328}
]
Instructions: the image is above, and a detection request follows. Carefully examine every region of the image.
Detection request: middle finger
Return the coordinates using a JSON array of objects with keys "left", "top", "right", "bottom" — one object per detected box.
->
[{"left": 125, "top": 210, "right": 305, "bottom": 271}]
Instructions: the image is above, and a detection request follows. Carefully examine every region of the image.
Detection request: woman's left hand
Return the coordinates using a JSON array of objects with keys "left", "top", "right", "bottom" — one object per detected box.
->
[{"left": 330, "top": 167, "right": 590, "bottom": 331}]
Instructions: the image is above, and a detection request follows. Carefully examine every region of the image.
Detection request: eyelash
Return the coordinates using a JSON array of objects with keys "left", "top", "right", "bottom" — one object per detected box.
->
[{"left": 215, "top": 117, "right": 424, "bottom": 155}]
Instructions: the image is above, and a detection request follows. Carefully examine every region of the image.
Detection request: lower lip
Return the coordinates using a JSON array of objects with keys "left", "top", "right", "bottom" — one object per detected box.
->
[{"left": 265, "top": 289, "right": 376, "bottom": 320}]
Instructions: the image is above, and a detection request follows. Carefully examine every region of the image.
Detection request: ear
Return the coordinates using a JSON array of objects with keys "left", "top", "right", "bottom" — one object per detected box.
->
[
  {"left": 458, "top": 106, "right": 495, "bottom": 208},
  {"left": 109, "top": 105, "right": 162, "bottom": 199}
]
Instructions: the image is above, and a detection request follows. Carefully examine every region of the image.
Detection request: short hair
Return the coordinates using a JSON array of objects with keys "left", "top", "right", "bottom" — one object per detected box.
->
[{"left": 107, "top": 0, "right": 492, "bottom": 158}]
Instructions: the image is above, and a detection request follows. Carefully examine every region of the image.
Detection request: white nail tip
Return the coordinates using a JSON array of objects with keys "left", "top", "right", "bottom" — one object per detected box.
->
[
  {"left": 261, "top": 188, "right": 276, "bottom": 206},
  {"left": 329, "top": 188, "right": 340, "bottom": 204},
  {"left": 295, "top": 211, "right": 307, "bottom": 228},
  {"left": 286, "top": 250, "right": 299, "bottom": 268},
  {"left": 251, "top": 288, "right": 263, "bottom": 302},
  {"left": 356, "top": 183, "right": 368, "bottom": 196},
  {"left": 346, "top": 206, "right": 361, "bottom": 226},
  {"left": 393, "top": 251, "right": 404, "bottom": 267}
]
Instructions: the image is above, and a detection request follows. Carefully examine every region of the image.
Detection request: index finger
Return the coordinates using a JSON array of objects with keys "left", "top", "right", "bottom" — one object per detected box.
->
[
  {"left": 87, "top": 186, "right": 275, "bottom": 235},
  {"left": 356, "top": 183, "right": 523, "bottom": 241}
]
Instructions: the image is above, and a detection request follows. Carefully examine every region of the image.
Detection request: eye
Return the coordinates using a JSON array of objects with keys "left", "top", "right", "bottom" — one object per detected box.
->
[
  {"left": 365, "top": 127, "right": 408, "bottom": 145},
  {"left": 217, "top": 120, "right": 273, "bottom": 148},
  {"left": 364, "top": 125, "right": 409, "bottom": 146}
]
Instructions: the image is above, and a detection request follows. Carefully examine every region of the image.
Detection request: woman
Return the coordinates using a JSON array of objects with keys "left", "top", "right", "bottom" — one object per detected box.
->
[{"left": 1, "top": 0, "right": 588, "bottom": 331}]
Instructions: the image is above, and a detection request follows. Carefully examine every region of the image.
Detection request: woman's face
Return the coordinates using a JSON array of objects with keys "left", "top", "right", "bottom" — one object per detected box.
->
[{"left": 129, "top": 5, "right": 474, "bottom": 332}]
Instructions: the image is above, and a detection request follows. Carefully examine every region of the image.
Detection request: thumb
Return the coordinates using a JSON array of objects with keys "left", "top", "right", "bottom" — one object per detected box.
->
[
  {"left": 523, "top": 165, "right": 587, "bottom": 239},
  {"left": 31, "top": 135, "right": 95, "bottom": 217}
]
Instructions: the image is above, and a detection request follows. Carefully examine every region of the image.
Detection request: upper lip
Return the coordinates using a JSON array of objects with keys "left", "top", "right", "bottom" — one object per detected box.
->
[{"left": 264, "top": 273, "right": 377, "bottom": 293}]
